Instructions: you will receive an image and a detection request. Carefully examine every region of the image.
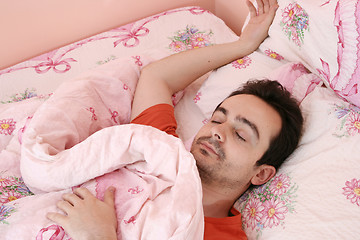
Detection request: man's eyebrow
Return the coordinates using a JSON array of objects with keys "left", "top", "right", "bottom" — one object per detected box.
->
[
  {"left": 214, "top": 106, "right": 260, "bottom": 140},
  {"left": 235, "top": 116, "right": 260, "bottom": 140},
  {"left": 214, "top": 106, "right": 227, "bottom": 115}
]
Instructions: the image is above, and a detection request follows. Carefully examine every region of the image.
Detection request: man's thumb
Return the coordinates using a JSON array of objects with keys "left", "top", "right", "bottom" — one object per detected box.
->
[{"left": 104, "top": 186, "right": 116, "bottom": 206}]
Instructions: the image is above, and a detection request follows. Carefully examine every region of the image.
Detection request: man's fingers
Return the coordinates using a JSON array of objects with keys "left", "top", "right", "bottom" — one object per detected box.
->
[
  {"left": 73, "top": 187, "right": 94, "bottom": 200},
  {"left": 267, "top": 1, "right": 279, "bottom": 22},
  {"left": 263, "top": 0, "right": 270, "bottom": 13},
  {"left": 256, "top": 0, "right": 264, "bottom": 14},
  {"left": 246, "top": 0, "right": 257, "bottom": 18},
  {"left": 57, "top": 200, "right": 74, "bottom": 213},
  {"left": 62, "top": 192, "right": 82, "bottom": 206},
  {"left": 269, "top": 0, "right": 278, "bottom": 8},
  {"left": 46, "top": 212, "right": 68, "bottom": 227},
  {"left": 104, "top": 186, "right": 116, "bottom": 207}
]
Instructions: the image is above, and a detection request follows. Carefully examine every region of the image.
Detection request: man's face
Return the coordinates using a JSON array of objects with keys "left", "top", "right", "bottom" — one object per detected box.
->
[{"left": 190, "top": 94, "right": 282, "bottom": 192}]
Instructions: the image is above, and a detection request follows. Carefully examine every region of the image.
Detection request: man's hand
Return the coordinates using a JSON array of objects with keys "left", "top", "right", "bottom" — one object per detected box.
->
[
  {"left": 239, "top": 0, "right": 279, "bottom": 52},
  {"left": 131, "top": 0, "right": 278, "bottom": 120},
  {"left": 47, "top": 187, "right": 118, "bottom": 240}
]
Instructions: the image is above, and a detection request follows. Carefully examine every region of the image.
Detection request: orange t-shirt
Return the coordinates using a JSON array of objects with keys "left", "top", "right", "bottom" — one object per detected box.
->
[{"left": 131, "top": 104, "right": 247, "bottom": 240}]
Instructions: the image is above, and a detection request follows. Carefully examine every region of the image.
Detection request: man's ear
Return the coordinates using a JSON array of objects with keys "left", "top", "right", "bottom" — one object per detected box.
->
[{"left": 250, "top": 165, "right": 276, "bottom": 186}]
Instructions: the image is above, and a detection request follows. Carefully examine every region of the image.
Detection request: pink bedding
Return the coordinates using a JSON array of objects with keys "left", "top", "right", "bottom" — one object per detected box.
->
[
  {"left": 1, "top": 4, "right": 360, "bottom": 239},
  {"left": 0, "top": 55, "right": 203, "bottom": 239}
]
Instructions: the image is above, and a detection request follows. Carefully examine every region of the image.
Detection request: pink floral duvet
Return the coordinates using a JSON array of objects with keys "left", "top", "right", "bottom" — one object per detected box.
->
[
  {"left": 1, "top": 3, "right": 360, "bottom": 239},
  {"left": 0, "top": 56, "right": 203, "bottom": 239}
]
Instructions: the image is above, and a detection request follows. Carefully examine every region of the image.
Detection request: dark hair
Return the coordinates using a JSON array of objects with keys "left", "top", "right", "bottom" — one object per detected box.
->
[{"left": 215, "top": 79, "right": 303, "bottom": 170}]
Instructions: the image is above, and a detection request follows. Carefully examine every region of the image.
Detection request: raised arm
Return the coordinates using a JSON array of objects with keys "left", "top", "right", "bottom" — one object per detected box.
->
[
  {"left": 131, "top": 0, "right": 278, "bottom": 120},
  {"left": 46, "top": 1, "right": 278, "bottom": 239}
]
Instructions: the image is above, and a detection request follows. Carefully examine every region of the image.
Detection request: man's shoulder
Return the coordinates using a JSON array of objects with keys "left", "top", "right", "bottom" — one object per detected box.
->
[{"left": 131, "top": 103, "right": 178, "bottom": 137}]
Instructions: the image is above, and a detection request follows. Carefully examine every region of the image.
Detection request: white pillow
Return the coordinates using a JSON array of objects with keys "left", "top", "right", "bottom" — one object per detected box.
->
[
  {"left": 194, "top": 50, "right": 287, "bottom": 119},
  {"left": 261, "top": 0, "right": 360, "bottom": 107},
  {"left": 235, "top": 85, "right": 360, "bottom": 239}
]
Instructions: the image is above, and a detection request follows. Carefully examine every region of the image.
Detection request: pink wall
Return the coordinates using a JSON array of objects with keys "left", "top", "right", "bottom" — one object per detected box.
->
[
  {"left": 0, "top": 0, "right": 248, "bottom": 70},
  {"left": 215, "top": 0, "right": 249, "bottom": 35}
]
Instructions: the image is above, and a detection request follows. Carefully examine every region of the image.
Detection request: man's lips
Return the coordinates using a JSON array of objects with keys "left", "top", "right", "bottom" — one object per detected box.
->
[{"left": 200, "top": 141, "right": 219, "bottom": 156}]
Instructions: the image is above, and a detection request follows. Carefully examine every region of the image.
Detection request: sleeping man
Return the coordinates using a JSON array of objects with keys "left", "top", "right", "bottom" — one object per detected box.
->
[{"left": 46, "top": 0, "right": 303, "bottom": 239}]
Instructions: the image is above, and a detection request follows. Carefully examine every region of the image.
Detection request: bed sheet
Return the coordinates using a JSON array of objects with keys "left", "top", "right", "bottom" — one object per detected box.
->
[
  {"left": 1, "top": 3, "right": 360, "bottom": 240},
  {"left": 0, "top": 55, "right": 204, "bottom": 239},
  {"left": 0, "top": 6, "right": 235, "bottom": 239}
]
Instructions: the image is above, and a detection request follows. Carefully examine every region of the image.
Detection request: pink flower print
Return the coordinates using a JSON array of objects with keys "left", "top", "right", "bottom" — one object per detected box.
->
[
  {"left": 3, "top": 89, "right": 37, "bottom": 104},
  {"left": 109, "top": 109, "right": 119, "bottom": 124},
  {"left": 132, "top": 56, "right": 143, "bottom": 66},
  {"left": 193, "top": 92, "right": 202, "bottom": 103},
  {"left": 269, "top": 174, "right": 291, "bottom": 196},
  {"left": 86, "top": 107, "right": 97, "bottom": 121},
  {"left": 112, "top": 24, "right": 149, "bottom": 48},
  {"left": 202, "top": 119, "right": 209, "bottom": 125},
  {"left": 18, "top": 116, "right": 32, "bottom": 144},
  {"left": 34, "top": 57, "right": 76, "bottom": 74},
  {"left": 124, "top": 216, "right": 136, "bottom": 224},
  {"left": 189, "top": 7, "right": 209, "bottom": 15},
  {"left": 0, "top": 118, "right": 16, "bottom": 135},
  {"left": 171, "top": 90, "right": 184, "bottom": 106},
  {"left": 320, "top": 0, "right": 331, "bottom": 7},
  {"left": 346, "top": 112, "right": 360, "bottom": 136},
  {"left": 0, "top": 177, "right": 18, "bottom": 188},
  {"left": 280, "top": 3, "right": 309, "bottom": 46},
  {"left": 264, "top": 49, "right": 284, "bottom": 61},
  {"left": 243, "top": 198, "right": 264, "bottom": 230},
  {"left": 0, "top": 205, "right": 15, "bottom": 224},
  {"left": 191, "top": 33, "right": 210, "bottom": 48},
  {"left": 36, "top": 224, "right": 67, "bottom": 240},
  {"left": 343, "top": 178, "right": 360, "bottom": 206},
  {"left": 232, "top": 57, "right": 252, "bottom": 69},
  {"left": 291, "top": 33, "right": 302, "bottom": 47},
  {"left": 260, "top": 198, "right": 288, "bottom": 228},
  {"left": 0, "top": 190, "right": 23, "bottom": 204},
  {"left": 128, "top": 186, "right": 144, "bottom": 195},
  {"left": 169, "top": 26, "right": 213, "bottom": 52},
  {"left": 169, "top": 41, "right": 187, "bottom": 52},
  {"left": 282, "top": 4, "right": 300, "bottom": 24}
]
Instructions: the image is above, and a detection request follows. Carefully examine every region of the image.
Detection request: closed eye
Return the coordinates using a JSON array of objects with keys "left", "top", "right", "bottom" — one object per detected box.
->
[
  {"left": 235, "top": 132, "right": 246, "bottom": 141},
  {"left": 211, "top": 120, "right": 221, "bottom": 124}
]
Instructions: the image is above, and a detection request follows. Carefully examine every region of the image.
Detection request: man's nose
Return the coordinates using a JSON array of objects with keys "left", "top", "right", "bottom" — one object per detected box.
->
[{"left": 211, "top": 124, "right": 226, "bottom": 142}]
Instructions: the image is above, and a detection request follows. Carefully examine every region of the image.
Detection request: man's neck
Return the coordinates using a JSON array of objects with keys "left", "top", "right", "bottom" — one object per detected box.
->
[{"left": 201, "top": 184, "right": 237, "bottom": 218}]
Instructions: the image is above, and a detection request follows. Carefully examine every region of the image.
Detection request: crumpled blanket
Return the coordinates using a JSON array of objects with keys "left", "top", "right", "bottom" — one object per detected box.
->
[{"left": 0, "top": 54, "right": 204, "bottom": 240}]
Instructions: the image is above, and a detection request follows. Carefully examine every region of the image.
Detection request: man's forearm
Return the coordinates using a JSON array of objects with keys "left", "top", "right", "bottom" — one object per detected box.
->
[
  {"left": 131, "top": 0, "right": 278, "bottom": 120},
  {"left": 141, "top": 39, "right": 256, "bottom": 94}
]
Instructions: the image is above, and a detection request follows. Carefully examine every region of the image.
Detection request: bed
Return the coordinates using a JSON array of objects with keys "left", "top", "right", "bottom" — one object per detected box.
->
[{"left": 0, "top": 0, "right": 359, "bottom": 239}]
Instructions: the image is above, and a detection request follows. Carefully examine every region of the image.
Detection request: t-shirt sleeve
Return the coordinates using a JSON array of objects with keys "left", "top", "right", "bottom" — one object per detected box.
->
[
  {"left": 204, "top": 209, "right": 247, "bottom": 240},
  {"left": 130, "top": 103, "right": 178, "bottom": 137}
]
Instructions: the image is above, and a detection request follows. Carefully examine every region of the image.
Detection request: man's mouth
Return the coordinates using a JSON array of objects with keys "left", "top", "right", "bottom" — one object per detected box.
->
[
  {"left": 200, "top": 141, "right": 219, "bottom": 157},
  {"left": 193, "top": 136, "right": 226, "bottom": 161}
]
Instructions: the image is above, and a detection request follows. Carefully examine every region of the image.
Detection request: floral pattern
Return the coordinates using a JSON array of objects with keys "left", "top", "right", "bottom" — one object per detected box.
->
[
  {"left": 332, "top": 104, "right": 360, "bottom": 137},
  {"left": 168, "top": 25, "right": 213, "bottom": 52},
  {"left": 231, "top": 56, "right": 252, "bottom": 69},
  {"left": 239, "top": 174, "right": 298, "bottom": 239},
  {"left": 0, "top": 176, "right": 33, "bottom": 204},
  {"left": 264, "top": 49, "right": 284, "bottom": 61},
  {"left": 1, "top": 89, "right": 52, "bottom": 104},
  {"left": 96, "top": 55, "right": 117, "bottom": 65},
  {"left": 36, "top": 224, "right": 71, "bottom": 239},
  {"left": 342, "top": 178, "right": 360, "bottom": 206},
  {"left": 280, "top": 3, "right": 309, "bottom": 46},
  {"left": 0, "top": 119, "right": 16, "bottom": 135},
  {"left": 86, "top": 107, "right": 98, "bottom": 121},
  {"left": 1, "top": 89, "right": 37, "bottom": 104},
  {"left": 0, "top": 205, "right": 16, "bottom": 225},
  {"left": 193, "top": 92, "right": 202, "bottom": 103}
]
